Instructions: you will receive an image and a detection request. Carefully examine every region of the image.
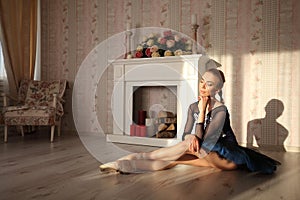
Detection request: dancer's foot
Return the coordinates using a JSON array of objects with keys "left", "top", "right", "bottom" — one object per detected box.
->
[{"left": 99, "top": 162, "right": 119, "bottom": 173}]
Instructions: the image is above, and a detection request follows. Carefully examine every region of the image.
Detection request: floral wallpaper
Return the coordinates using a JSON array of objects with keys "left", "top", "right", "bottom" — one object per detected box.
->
[{"left": 41, "top": 0, "right": 300, "bottom": 151}]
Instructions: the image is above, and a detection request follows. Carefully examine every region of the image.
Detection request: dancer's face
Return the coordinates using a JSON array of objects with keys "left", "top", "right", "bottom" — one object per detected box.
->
[{"left": 199, "top": 71, "right": 221, "bottom": 97}]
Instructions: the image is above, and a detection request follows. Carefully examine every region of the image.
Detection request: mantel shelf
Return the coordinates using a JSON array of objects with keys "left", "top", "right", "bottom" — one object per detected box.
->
[{"left": 110, "top": 54, "right": 203, "bottom": 65}]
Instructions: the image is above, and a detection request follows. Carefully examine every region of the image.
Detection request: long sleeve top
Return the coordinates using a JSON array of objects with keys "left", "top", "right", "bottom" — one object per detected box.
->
[{"left": 182, "top": 101, "right": 238, "bottom": 149}]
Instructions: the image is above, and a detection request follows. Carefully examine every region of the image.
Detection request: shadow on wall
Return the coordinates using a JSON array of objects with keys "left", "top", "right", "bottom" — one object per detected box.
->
[{"left": 246, "top": 99, "right": 288, "bottom": 152}]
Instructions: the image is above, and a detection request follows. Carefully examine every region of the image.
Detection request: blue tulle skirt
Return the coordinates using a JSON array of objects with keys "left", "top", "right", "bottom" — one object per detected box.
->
[{"left": 202, "top": 140, "right": 281, "bottom": 174}]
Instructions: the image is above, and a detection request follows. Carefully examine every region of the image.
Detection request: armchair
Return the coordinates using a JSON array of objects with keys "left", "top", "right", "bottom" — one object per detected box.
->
[{"left": 2, "top": 79, "right": 67, "bottom": 142}]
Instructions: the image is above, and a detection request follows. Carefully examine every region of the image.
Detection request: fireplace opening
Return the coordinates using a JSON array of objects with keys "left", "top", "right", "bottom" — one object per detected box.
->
[{"left": 131, "top": 85, "right": 177, "bottom": 138}]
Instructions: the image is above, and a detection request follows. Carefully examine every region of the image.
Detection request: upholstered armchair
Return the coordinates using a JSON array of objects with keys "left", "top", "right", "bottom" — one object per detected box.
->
[{"left": 2, "top": 79, "right": 67, "bottom": 142}]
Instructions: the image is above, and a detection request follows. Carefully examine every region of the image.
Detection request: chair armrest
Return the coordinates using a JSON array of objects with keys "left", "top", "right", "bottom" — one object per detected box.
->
[
  {"left": 52, "top": 93, "right": 58, "bottom": 108},
  {"left": 51, "top": 93, "right": 65, "bottom": 117},
  {"left": 52, "top": 93, "right": 65, "bottom": 106}
]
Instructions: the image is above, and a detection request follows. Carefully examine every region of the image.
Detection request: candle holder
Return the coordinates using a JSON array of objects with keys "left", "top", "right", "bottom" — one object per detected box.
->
[
  {"left": 191, "top": 24, "right": 199, "bottom": 54},
  {"left": 125, "top": 29, "right": 133, "bottom": 59}
]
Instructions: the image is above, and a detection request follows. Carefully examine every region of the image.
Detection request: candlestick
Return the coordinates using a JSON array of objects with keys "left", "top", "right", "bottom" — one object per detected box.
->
[
  {"left": 125, "top": 23, "right": 133, "bottom": 59},
  {"left": 191, "top": 24, "right": 199, "bottom": 41},
  {"left": 191, "top": 14, "right": 197, "bottom": 25},
  {"left": 138, "top": 110, "right": 146, "bottom": 125},
  {"left": 191, "top": 24, "right": 199, "bottom": 54},
  {"left": 126, "top": 22, "right": 131, "bottom": 31}
]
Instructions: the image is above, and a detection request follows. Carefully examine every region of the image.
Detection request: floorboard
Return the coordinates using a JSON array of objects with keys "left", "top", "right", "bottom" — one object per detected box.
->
[{"left": 0, "top": 130, "right": 299, "bottom": 200}]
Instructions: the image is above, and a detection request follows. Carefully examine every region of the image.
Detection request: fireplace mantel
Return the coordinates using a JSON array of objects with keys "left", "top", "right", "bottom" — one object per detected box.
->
[{"left": 107, "top": 54, "right": 205, "bottom": 147}]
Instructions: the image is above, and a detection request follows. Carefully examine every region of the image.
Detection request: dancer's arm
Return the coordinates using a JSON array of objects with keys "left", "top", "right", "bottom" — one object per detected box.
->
[
  {"left": 182, "top": 104, "right": 196, "bottom": 140},
  {"left": 188, "top": 97, "right": 209, "bottom": 153}
]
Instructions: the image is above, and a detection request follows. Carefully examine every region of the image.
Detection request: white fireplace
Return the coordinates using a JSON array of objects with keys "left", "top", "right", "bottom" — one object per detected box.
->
[{"left": 107, "top": 54, "right": 205, "bottom": 147}]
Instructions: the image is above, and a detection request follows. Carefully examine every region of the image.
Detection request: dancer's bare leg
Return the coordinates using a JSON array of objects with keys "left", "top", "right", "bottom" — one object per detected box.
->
[
  {"left": 175, "top": 154, "right": 211, "bottom": 167},
  {"left": 100, "top": 136, "right": 236, "bottom": 173},
  {"left": 100, "top": 139, "right": 191, "bottom": 173},
  {"left": 100, "top": 151, "right": 236, "bottom": 173},
  {"left": 116, "top": 159, "right": 175, "bottom": 173},
  {"left": 119, "top": 139, "right": 191, "bottom": 161},
  {"left": 175, "top": 152, "right": 237, "bottom": 170},
  {"left": 117, "top": 153, "right": 215, "bottom": 173}
]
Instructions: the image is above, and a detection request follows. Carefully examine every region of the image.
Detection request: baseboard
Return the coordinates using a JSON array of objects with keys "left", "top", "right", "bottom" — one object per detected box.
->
[{"left": 285, "top": 146, "right": 300, "bottom": 152}]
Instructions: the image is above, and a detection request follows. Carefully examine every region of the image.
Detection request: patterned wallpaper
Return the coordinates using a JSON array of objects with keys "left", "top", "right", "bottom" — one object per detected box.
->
[{"left": 41, "top": 0, "right": 300, "bottom": 150}]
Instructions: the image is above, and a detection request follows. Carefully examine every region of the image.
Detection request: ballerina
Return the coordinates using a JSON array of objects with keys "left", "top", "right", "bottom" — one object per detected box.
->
[{"left": 100, "top": 68, "right": 280, "bottom": 174}]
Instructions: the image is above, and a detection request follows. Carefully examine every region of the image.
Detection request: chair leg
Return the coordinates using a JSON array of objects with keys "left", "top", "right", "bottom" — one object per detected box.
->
[
  {"left": 50, "top": 125, "right": 55, "bottom": 142},
  {"left": 4, "top": 125, "right": 8, "bottom": 142},
  {"left": 20, "top": 126, "right": 24, "bottom": 137},
  {"left": 57, "top": 118, "right": 61, "bottom": 137}
]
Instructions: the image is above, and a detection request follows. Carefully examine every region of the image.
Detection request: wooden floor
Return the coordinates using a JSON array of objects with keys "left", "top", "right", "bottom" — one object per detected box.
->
[{"left": 1, "top": 130, "right": 300, "bottom": 200}]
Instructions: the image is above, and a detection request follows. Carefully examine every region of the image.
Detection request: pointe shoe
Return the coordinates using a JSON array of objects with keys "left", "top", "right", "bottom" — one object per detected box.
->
[{"left": 99, "top": 162, "right": 119, "bottom": 173}]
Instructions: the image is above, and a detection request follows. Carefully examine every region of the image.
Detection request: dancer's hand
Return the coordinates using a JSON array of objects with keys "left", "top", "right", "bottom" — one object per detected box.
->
[
  {"left": 188, "top": 135, "right": 199, "bottom": 153},
  {"left": 197, "top": 96, "right": 210, "bottom": 124},
  {"left": 198, "top": 96, "right": 210, "bottom": 112}
]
